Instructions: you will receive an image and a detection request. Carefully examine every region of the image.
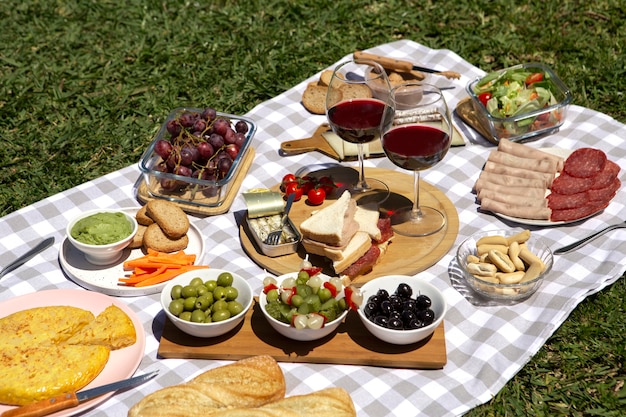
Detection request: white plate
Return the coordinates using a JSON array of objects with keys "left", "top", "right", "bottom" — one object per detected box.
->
[
  {"left": 60, "top": 207, "right": 205, "bottom": 296},
  {"left": 0, "top": 289, "right": 146, "bottom": 417},
  {"left": 484, "top": 148, "right": 604, "bottom": 226}
]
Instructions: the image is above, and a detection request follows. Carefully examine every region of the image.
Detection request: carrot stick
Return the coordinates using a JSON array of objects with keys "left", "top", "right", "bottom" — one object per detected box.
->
[
  {"left": 133, "top": 265, "right": 209, "bottom": 287},
  {"left": 119, "top": 265, "right": 176, "bottom": 284}
]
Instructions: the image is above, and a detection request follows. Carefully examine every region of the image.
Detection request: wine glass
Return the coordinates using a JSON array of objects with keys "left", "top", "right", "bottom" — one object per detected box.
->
[
  {"left": 325, "top": 59, "right": 394, "bottom": 204},
  {"left": 380, "top": 83, "right": 452, "bottom": 236}
]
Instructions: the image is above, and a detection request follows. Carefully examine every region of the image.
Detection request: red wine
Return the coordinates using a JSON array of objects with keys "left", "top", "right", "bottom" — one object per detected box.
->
[
  {"left": 382, "top": 124, "right": 450, "bottom": 170},
  {"left": 327, "top": 98, "right": 386, "bottom": 144}
]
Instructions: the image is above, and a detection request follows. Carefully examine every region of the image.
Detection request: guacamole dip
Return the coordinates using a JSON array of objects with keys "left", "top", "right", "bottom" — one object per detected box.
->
[{"left": 71, "top": 212, "right": 133, "bottom": 245}]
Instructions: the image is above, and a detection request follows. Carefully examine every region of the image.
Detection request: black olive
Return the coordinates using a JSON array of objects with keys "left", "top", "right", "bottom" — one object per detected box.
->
[
  {"left": 388, "top": 317, "right": 404, "bottom": 330},
  {"left": 379, "top": 299, "right": 392, "bottom": 316},
  {"left": 396, "top": 283, "right": 413, "bottom": 299},
  {"left": 388, "top": 295, "right": 403, "bottom": 311},
  {"left": 363, "top": 301, "right": 378, "bottom": 318},
  {"left": 373, "top": 315, "right": 389, "bottom": 327},
  {"left": 415, "top": 294, "right": 432, "bottom": 310},
  {"left": 417, "top": 308, "right": 435, "bottom": 325},
  {"left": 376, "top": 289, "right": 390, "bottom": 300}
]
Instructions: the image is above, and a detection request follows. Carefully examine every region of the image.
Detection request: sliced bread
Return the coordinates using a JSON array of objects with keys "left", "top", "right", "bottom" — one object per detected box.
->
[
  {"left": 143, "top": 223, "right": 189, "bottom": 253},
  {"left": 331, "top": 232, "right": 372, "bottom": 273},
  {"left": 145, "top": 200, "right": 189, "bottom": 239},
  {"left": 299, "top": 191, "right": 358, "bottom": 247},
  {"left": 354, "top": 204, "right": 381, "bottom": 240}
]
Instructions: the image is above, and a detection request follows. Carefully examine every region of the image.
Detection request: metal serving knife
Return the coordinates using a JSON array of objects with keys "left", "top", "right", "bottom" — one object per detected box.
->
[{"left": 1, "top": 370, "right": 158, "bottom": 417}]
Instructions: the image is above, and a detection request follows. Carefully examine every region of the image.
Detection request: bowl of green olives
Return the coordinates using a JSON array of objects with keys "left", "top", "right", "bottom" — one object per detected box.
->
[{"left": 160, "top": 269, "right": 253, "bottom": 338}]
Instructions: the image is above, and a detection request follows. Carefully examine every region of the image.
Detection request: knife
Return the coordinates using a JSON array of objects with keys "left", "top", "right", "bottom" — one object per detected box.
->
[
  {"left": 354, "top": 51, "right": 462, "bottom": 79},
  {"left": 1, "top": 370, "right": 159, "bottom": 417}
]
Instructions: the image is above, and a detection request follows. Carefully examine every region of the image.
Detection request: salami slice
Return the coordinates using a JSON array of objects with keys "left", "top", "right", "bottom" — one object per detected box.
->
[
  {"left": 547, "top": 191, "right": 587, "bottom": 210},
  {"left": 563, "top": 148, "right": 607, "bottom": 178},
  {"left": 551, "top": 173, "right": 593, "bottom": 195},
  {"left": 550, "top": 203, "right": 597, "bottom": 222},
  {"left": 590, "top": 160, "right": 620, "bottom": 189},
  {"left": 587, "top": 178, "right": 621, "bottom": 201}
]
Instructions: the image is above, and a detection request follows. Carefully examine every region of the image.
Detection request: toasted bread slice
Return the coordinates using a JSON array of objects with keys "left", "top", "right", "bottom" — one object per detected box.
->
[
  {"left": 135, "top": 205, "right": 154, "bottom": 226},
  {"left": 145, "top": 200, "right": 189, "bottom": 239},
  {"left": 143, "top": 223, "right": 189, "bottom": 253}
]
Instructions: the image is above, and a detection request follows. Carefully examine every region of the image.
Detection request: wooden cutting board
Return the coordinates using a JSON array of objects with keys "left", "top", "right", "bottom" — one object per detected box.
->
[
  {"left": 240, "top": 166, "right": 459, "bottom": 287},
  {"left": 158, "top": 298, "right": 447, "bottom": 369}
]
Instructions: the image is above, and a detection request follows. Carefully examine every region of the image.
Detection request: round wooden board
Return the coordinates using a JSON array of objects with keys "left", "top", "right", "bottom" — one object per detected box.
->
[{"left": 240, "top": 166, "right": 459, "bottom": 286}]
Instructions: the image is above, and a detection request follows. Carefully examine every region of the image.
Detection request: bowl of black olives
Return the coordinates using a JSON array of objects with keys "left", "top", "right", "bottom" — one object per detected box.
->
[{"left": 357, "top": 275, "right": 447, "bottom": 345}]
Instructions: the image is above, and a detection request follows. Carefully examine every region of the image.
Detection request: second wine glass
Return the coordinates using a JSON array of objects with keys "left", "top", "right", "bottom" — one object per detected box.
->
[
  {"left": 325, "top": 59, "right": 393, "bottom": 204},
  {"left": 380, "top": 83, "right": 452, "bottom": 236}
]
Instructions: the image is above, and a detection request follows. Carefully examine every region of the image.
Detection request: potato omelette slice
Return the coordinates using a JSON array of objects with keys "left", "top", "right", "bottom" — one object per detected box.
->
[
  {"left": 66, "top": 304, "right": 137, "bottom": 349},
  {"left": 0, "top": 344, "right": 110, "bottom": 406}
]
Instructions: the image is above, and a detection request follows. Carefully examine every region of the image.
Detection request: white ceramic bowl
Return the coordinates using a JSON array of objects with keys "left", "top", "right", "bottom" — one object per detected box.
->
[
  {"left": 259, "top": 272, "right": 349, "bottom": 342},
  {"left": 456, "top": 229, "right": 553, "bottom": 301},
  {"left": 160, "top": 269, "right": 253, "bottom": 338},
  {"left": 66, "top": 208, "right": 138, "bottom": 265},
  {"left": 357, "top": 275, "right": 447, "bottom": 345}
]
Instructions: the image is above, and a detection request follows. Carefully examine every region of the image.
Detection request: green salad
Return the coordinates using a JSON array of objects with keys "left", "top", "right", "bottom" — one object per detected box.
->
[{"left": 472, "top": 67, "right": 560, "bottom": 119}]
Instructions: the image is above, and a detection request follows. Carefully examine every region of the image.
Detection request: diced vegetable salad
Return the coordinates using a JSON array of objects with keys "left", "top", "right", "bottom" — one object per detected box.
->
[{"left": 472, "top": 67, "right": 560, "bottom": 120}]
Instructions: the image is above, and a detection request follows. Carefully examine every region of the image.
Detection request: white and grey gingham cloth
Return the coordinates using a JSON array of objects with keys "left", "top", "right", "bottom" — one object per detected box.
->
[{"left": 1, "top": 40, "right": 625, "bottom": 417}]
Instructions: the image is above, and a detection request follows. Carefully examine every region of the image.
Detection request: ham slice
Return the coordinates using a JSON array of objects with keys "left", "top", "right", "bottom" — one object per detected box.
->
[
  {"left": 483, "top": 161, "right": 555, "bottom": 187},
  {"left": 473, "top": 181, "right": 547, "bottom": 199},
  {"left": 475, "top": 170, "right": 549, "bottom": 191},
  {"left": 497, "top": 138, "right": 565, "bottom": 171},
  {"left": 477, "top": 188, "right": 548, "bottom": 208},
  {"left": 487, "top": 150, "right": 560, "bottom": 174},
  {"left": 479, "top": 197, "right": 551, "bottom": 220}
]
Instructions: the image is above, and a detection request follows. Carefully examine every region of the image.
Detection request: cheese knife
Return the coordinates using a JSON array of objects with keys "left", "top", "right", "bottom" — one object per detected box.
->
[
  {"left": 354, "top": 50, "right": 462, "bottom": 79},
  {"left": 1, "top": 370, "right": 159, "bottom": 417}
]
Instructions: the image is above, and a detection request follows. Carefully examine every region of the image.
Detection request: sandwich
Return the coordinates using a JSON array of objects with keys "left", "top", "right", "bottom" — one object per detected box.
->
[{"left": 299, "top": 191, "right": 393, "bottom": 282}]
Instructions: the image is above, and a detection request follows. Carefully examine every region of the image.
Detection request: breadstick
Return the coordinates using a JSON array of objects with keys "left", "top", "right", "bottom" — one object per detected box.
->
[{"left": 476, "top": 243, "right": 508, "bottom": 256}]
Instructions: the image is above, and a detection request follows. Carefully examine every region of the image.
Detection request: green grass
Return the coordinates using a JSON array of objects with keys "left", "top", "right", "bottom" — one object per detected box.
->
[{"left": 1, "top": 0, "right": 625, "bottom": 414}]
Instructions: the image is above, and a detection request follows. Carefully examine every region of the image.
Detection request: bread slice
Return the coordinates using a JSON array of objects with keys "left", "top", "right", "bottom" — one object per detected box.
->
[
  {"left": 338, "top": 83, "right": 373, "bottom": 100},
  {"left": 354, "top": 204, "right": 381, "bottom": 240},
  {"left": 145, "top": 200, "right": 189, "bottom": 239},
  {"left": 143, "top": 223, "right": 189, "bottom": 253},
  {"left": 302, "top": 84, "right": 328, "bottom": 115},
  {"left": 299, "top": 191, "right": 358, "bottom": 247},
  {"left": 331, "top": 232, "right": 372, "bottom": 273},
  {"left": 135, "top": 205, "right": 154, "bottom": 226},
  {"left": 129, "top": 224, "right": 147, "bottom": 249}
]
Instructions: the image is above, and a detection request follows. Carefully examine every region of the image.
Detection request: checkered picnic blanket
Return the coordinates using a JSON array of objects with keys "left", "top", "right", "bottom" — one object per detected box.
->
[{"left": 1, "top": 39, "right": 625, "bottom": 416}]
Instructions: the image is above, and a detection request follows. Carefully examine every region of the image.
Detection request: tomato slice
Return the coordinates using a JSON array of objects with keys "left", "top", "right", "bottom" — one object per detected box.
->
[{"left": 525, "top": 72, "right": 544, "bottom": 85}]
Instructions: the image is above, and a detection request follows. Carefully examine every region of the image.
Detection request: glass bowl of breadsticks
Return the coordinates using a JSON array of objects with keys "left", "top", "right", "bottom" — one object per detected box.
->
[{"left": 456, "top": 229, "right": 553, "bottom": 301}]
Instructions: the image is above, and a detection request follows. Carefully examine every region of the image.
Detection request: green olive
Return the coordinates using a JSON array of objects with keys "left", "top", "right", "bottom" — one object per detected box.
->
[
  {"left": 213, "top": 286, "right": 227, "bottom": 301},
  {"left": 224, "top": 286, "right": 238, "bottom": 301},
  {"left": 190, "top": 309, "right": 206, "bottom": 323},
  {"left": 204, "top": 279, "right": 217, "bottom": 292},
  {"left": 179, "top": 311, "right": 192, "bottom": 321},
  {"left": 203, "top": 315, "right": 213, "bottom": 323},
  {"left": 297, "top": 270, "right": 309, "bottom": 284},
  {"left": 196, "top": 285, "right": 209, "bottom": 296},
  {"left": 181, "top": 285, "right": 198, "bottom": 298},
  {"left": 290, "top": 294, "right": 303, "bottom": 308},
  {"left": 212, "top": 309, "right": 231, "bottom": 322},
  {"left": 217, "top": 272, "right": 233, "bottom": 287},
  {"left": 318, "top": 287, "right": 332, "bottom": 303},
  {"left": 212, "top": 299, "right": 228, "bottom": 313},
  {"left": 168, "top": 299, "right": 184, "bottom": 316},
  {"left": 189, "top": 277, "right": 205, "bottom": 287},
  {"left": 266, "top": 288, "right": 279, "bottom": 302},
  {"left": 183, "top": 296, "right": 197, "bottom": 311},
  {"left": 195, "top": 294, "right": 212, "bottom": 311},
  {"left": 228, "top": 301, "right": 244, "bottom": 316},
  {"left": 170, "top": 285, "right": 183, "bottom": 300}
]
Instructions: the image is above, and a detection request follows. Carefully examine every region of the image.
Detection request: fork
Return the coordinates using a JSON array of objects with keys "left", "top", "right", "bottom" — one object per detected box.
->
[
  {"left": 265, "top": 193, "right": 296, "bottom": 245},
  {"left": 554, "top": 220, "right": 626, "bottom": 254}
]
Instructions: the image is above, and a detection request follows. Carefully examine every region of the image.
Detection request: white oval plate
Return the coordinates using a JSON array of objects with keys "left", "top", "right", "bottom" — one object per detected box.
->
[
  {"left": 0, "top": 289, "right": 146, "bottom": 417},
  {"left": 59, "top": 207, "right": 205, "bottom": 296},
  {"left": 485, "top": 148, "right": 604, "bottom": 226}
]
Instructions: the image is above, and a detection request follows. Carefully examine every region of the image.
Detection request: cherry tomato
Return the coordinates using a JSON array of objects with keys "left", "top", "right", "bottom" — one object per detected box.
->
[
  {"left": 477, "top": 92, "right": 492, "bottom": 107},
  {"left": 318, "top": 176, "right": 336, "bottom": 195},
  {"left": 300, "top": 175, "right": 316, "bottom": 195},
  {"left": 285, "top": 182, "right": 303, "bottom": 201},
  {"left": 525, "top": 72, "right": 543, "bottom": 85},
  {"left": 282, "top": 173, "right": 297, "bottom": 184},
  {"left": 307, "top": 187, "right": 326, "bottom": 205}
]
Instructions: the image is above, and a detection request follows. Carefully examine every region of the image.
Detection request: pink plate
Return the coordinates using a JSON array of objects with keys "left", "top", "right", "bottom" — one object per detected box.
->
[{"left": 0, "top": 289, "right": 146, "bottom": 416}]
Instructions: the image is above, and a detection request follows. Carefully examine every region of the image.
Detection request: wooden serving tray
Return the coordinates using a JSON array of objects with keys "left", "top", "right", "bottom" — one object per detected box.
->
[
  {"left": 137, "top": 148, "right": 255, "bottom": 216},
  {"left": 240, "top": 166, "right": 459, "bottom": 286},
  {"left": 158, "top": 299, "right": 447, "bottom": 369}
]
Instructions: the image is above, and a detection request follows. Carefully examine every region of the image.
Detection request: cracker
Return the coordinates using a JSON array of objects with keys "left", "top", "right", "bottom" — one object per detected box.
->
[
  {"left": 143, "top": 223, "right": 189, "bottom": 253},
  {"left": 302, "top": 84, "right": 329, "bottom": 115}
]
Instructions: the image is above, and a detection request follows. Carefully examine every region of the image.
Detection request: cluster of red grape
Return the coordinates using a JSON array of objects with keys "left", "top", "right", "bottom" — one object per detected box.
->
[{"left": 152, "top": 107, "right": 249, "bottom": 193}]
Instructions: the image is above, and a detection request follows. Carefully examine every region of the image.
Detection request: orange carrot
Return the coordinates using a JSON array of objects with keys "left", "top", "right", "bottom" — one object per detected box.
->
[
  {"left": 133, "top": 265, "right": 209, "bottom": 287},
  {"left": 118, "top": 249, "right": 207, "bottom": 287}
]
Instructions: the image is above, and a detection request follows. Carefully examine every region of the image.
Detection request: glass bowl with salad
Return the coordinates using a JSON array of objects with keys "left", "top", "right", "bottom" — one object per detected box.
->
[
  {"left": 259, "top": 267, "right": 362, "bottom": 341},
  {"left": 466, "top": 63, "right": 572, "bottom": 143}
]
